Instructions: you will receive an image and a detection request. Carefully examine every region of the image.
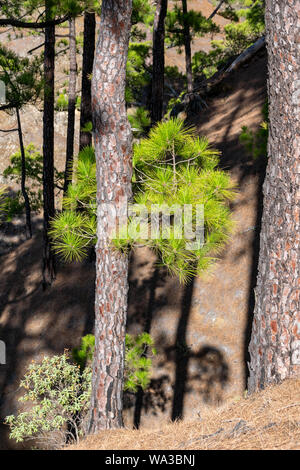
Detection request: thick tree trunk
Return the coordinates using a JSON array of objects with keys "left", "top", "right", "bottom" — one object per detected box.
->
[
  {"left": 182, "top": 0, "right": 193, "bottom": 95},
  {"left": 248, "top": 0, "right": 300, "bottom": 393},
  {"left": 16, "top": 107, "right": 32, "bottom": 239},
  {"left": 79, "top": 11, "right": 95, "bottom": 150},
  {"left": 151, "top": 0, "right": 168, "bottom": 126},
  {"left": 88, "top": 0, "right": 133, "bottom": 432},
  {"left": 63, "top": 16, "right": 77, "bottom": 195},
  {"left": 42, "top": 3, "right": 56, "bottom": 288}
]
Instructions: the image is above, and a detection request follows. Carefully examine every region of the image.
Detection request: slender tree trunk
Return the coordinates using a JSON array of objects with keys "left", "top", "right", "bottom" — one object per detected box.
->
[
  {"left": 88, "top": 0, "right": 133, "bottom": 432},
  {"left": 248, "top": 0, "right": 300, "bottom": 393},
  {"left": 63, "top": 16, "right": 77, "bottom": 195},
  {"left": 151, "top": 0, "right": 168, "bottom": 126},
  {"left": 16, "top": 107, "right": 32, "bottom": 239},
  {"left": 42, "top": 1, "right": 56, "bottom": 288},
  {"left": 182, "top": 0, "right": 193, "bottom": 95},
  {"left": 79, "top": 11, "right": 95, "bottom": 150}
]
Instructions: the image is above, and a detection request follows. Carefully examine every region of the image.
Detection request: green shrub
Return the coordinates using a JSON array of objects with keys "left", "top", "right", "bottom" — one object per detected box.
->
[
  {"left": 3, "top": 144, "right": 63, "bottom": 218},
  {"left": 5, "top": 353, "right": 92, "bottom": 448},
  {"left": 55, "top": 93, "right": 68, "bottom": 111},
  {"left": 0, "top": 186, "right": 7, "bottom": 219},
  {"left": 126, "top": 42, "right": 151, "bottom": 104},
  {"left": 128, "top": 107, "right": 151, "bottom": 137}
]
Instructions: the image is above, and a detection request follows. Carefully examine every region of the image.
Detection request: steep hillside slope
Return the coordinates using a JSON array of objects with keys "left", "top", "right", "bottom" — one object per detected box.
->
[{"left": 0, "top": 49, "right": 267, "bottom": 449}]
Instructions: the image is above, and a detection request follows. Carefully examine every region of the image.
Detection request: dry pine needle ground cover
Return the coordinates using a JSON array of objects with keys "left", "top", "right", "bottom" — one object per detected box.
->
[{"left": 66, "top": 378, "right": 300, "bottom": 450}]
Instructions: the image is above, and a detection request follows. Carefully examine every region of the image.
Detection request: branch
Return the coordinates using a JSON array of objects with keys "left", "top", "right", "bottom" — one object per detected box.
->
[
  {"left": 28, "top": 42, "right": 45, "bottom": 54},
  {"left": 208, "top": 0, "right": 226, "bottom": 20},
  {"left": 0, "top": 14, "right": 69, "bottom": 29},
  {"left": 0, "top": 103, "right": 14, "bottom": 111},
  {"left": 225, "top": 36, "right": 265, "bottom": 73}
]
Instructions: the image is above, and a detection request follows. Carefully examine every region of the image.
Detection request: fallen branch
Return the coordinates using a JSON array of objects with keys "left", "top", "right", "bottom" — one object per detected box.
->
[{"left": 225, "top": 36, "right": 266, "bottom": 74}]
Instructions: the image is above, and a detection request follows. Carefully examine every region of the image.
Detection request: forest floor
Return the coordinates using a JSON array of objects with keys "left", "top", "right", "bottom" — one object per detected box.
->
[
  {"left": 0, "top": 1, "right": 270, "bottom": 450},
  {"left": 67, "top": 378, "right": 300, "bottom": 450}
]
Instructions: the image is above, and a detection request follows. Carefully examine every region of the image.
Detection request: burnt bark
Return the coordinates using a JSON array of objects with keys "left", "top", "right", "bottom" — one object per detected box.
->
[
  {"left": 63, "top": 17, "right": 77, "bottom": 195},
  {"left": 79, "top": 11, "right": 95, "bottom": 150},
  {"left": 16, "top": 107, "right": 32, "bottom": 239},
  {"left": 248, "top": 0, "right": 300, "bottom": 392},
  {"left": 42, "top": 2, "right": 56, "bottom": 288},
  {"left": 182, "top": 0, "right": 193, "bottom": 95},
  {"left": 88, "top": 0, "right": 133, "bottom": 432},
  {"left": 151, "top": 0, "right": 168, "bottom": 126}
]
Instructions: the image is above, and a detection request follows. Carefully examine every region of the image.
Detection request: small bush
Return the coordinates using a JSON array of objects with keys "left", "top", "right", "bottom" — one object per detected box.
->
[
  {"left": 3, "top": 144, "right": 63, "bottom": 218},
  {"left": 55, "top": 93, "right": 68, "bottom": 111},
  {"left": 128, "top": 107, "right": 151, "bottom": 137},
  {"left": 72, "top": 333, "right": 156, "bottom": 393},
  {"left": 5, "top": 352, "right": 91, "bottom": 448}
]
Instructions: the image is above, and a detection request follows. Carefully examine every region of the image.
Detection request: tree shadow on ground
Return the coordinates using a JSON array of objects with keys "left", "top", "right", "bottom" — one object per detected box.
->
[{"left": 189, "top": 50, "right": 268, "bottom": 390}]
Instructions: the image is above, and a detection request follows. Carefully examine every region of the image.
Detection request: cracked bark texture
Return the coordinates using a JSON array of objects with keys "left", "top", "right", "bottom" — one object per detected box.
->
[
  {"left": 248, "top": 0, "right": 300, "bottom": 393},
  {"left": 42, "top": 1, "right": 56, "bottom": 287},
  {"left": 88, "top": 0, "right": 133, "bottom": 432}
]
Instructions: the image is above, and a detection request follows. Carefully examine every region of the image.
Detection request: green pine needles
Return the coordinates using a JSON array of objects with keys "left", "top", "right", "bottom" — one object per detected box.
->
[
  {"left": 50, "top": 118, "right": 236, "bottom": 283},
  {"left": 72, "top": 333, "right": 156, "bottom": 392}
]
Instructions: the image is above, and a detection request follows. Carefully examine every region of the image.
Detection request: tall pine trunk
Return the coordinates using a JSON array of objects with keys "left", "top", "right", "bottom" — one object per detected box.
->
[
  {"left": 42, "top": 3, "right": 56, "bottom": 288},
  {"left": 79, "top": 11, "right": 95, "bottom": 150},
  {"left": 182, "top": 0, "right": 193, "bottom": 95},
  {"left": 88, "top": 0, "right": 133, "bottom": 432},
  {"left": 151, "top": 0, "right": 168, "bottom": 126},
  {"left": 16, "top": 107, "right": 32, "bottom": 239},
  {"left": 248, "top": 0, "right": 300, "bottom": 393},
  {"left": 63, "top": 16, "right": 77, "bottom": 195}
]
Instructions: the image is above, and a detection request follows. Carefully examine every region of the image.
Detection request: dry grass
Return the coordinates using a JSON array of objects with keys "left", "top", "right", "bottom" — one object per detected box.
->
[{"left": 66, "top": 379, "right": 300, "bottom": 450}]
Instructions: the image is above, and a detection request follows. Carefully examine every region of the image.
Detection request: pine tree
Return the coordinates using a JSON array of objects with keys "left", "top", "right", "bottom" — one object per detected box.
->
[
  {"left": 50, "top": 118, "right": 235, "bottom": 429},
  {"left": 42, "top": 0, "right": 56, "bottom": 287},
  {"left": 1, "top": 1, "right": 88, "bottom": 286},
  {"left": 247, "top": 0, "right": 300, "bottom": 392},
  {"left": 0, "top": 44, "right": 42, "bottom": 238},
  {"left": 166, "top": 1, "right": 219, "bottom": 96},
  {"left": 89, "top": 0, "right": 133, "bottom": 431}
]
